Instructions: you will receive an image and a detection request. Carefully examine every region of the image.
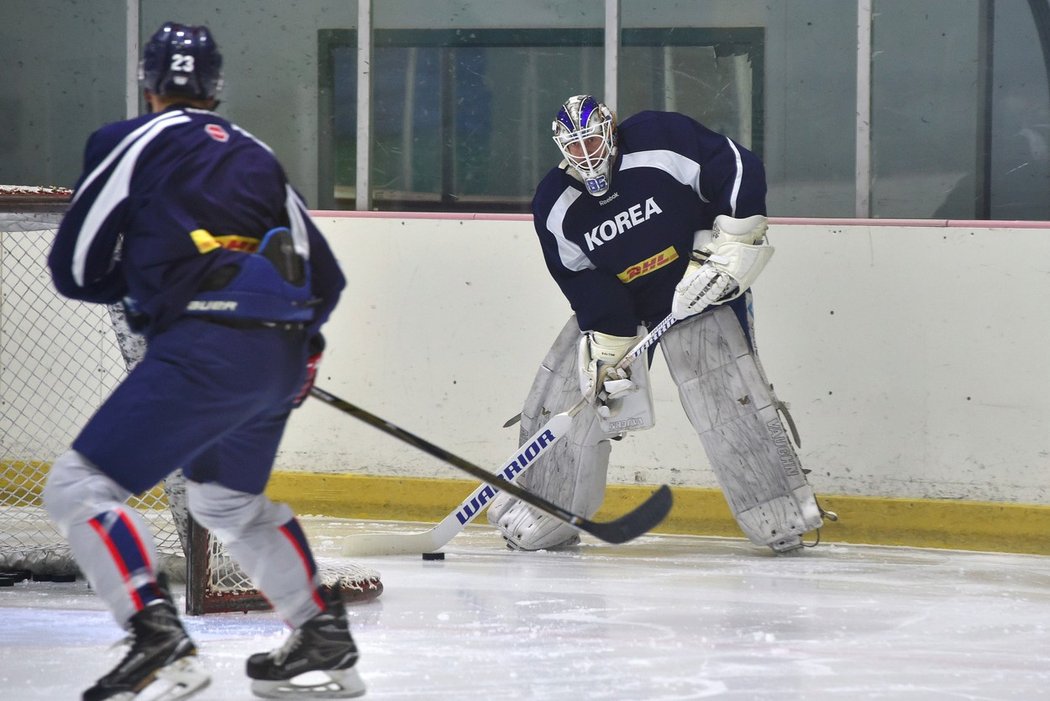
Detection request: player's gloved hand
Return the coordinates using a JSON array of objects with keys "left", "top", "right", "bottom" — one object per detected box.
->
[
  {"left": 577, "top": 331, "right": 637, "bottom": 413},
  {"left": 671, "top": 254, "right": 735, "bottom": 320},
  {"left": 292, "top": 335, "right": 325, "bottom": 408}
]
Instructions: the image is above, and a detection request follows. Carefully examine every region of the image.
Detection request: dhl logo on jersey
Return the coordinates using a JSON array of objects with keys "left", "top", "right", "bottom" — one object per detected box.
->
[
  {"left": 190, "top": 229, "right": 261, "bottom": 254},
  {"left": 617, "top": 246, "right": 679, "bottom": 282}
]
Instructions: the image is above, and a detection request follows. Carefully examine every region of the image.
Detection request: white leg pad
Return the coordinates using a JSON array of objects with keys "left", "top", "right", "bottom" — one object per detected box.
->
[
  {"left": 661, "top": 306, "right": 823, "bottom": 551},
  {"left": 489, "top": 316, "right": 613, "bottom": 550}
]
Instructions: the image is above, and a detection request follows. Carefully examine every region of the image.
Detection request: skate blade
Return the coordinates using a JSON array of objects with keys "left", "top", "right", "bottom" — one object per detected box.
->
[
  {"left": 251, "top": 667, "right": 366, "bottom": 699},
  {"left": 139, "top": 656, "right": 211, "bottom": 701}
]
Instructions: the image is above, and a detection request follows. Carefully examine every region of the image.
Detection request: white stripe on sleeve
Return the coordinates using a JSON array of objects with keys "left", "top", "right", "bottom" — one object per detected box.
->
[
  {"left": 284, "top": 185, "right": 312, "bottom": 259},
  {"left": 620, "top": 150, "right": 709, "bottom": 203},
  {"left": 723, "top": 137, "right": 744, "bottom": 216},
  {"left": 545, "top": 187, "right": 595, "bottom": 272},
  {"left": 71, "top": 114, "right": 191, "bottom": 286}
]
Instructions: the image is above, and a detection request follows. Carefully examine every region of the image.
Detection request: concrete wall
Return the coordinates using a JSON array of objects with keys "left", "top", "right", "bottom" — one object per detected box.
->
[{"left": 278, "top": 214, "right": 1050, "bottom": 507}]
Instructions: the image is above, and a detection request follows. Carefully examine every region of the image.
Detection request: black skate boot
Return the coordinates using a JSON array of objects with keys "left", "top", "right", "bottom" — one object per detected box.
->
[
  {"left": 246, "top": 589, "right": 365, "bottom": 699},
  {"left": 84, "top": 595, "right": 209, "bottom": 701}
]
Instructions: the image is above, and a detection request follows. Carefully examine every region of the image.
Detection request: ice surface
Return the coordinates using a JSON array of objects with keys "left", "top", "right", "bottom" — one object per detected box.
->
[{"left": 2, "top": 518, "right": 1048, "bottom": 700}]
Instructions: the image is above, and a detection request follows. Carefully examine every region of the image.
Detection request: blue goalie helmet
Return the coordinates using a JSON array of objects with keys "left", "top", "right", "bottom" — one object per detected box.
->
[
  {"left": 552, "top": 95, "right": 618, "bottom": 196},
  {"left": 139, "top": 22, "right": 224, "bottom": 100}
]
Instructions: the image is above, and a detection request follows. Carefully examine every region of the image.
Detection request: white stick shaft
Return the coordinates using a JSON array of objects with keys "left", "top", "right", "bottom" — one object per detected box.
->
[
  {"left": 619, "top": 312, "right": 676, "bottom": 368},
  {"left": 343, "top": 414, "right": 575, "bottom": 555}
]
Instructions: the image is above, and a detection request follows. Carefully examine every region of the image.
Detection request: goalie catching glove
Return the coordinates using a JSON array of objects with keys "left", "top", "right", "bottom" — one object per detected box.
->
[
  {"left": 671, "top": 214, "right": 774, "bottom": 319},
  {"left": 577, "top": 331, "right": 636, "bottom": 417}
]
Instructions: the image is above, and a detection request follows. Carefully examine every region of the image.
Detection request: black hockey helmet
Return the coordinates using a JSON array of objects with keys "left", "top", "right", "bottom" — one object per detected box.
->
[{"left": 139, "top": 22, "right": 224, "bottom": 100}]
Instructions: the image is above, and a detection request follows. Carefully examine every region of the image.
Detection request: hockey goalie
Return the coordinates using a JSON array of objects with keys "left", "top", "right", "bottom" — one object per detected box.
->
[{"left": 488, "top": 95, "right": 829, "bottom": 553}]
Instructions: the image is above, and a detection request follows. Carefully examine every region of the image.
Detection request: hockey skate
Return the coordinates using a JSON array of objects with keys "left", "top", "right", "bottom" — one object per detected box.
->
[
  {"left": 83, "top": 597, "right": 209, "bottom": 701},
  {"left": 246, "top": 589, "right": 365, "bottom": 699}
]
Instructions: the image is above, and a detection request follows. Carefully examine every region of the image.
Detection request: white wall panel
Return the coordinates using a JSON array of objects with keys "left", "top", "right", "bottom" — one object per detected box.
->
[{"left": 277, "top": 215, "right": 1050, "bottom": 505}]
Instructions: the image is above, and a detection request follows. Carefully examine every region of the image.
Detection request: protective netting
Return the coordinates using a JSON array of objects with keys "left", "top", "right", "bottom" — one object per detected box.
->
[
  {"left": 0, "top": 214, "right": 178, "bottom": 575},
  {"left": 0, "top": 199, "right": 381, "bottom": 611}
]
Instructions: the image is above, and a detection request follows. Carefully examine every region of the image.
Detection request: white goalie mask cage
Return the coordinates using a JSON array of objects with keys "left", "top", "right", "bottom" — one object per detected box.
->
[{"left": 552, "top": 95, "right": 618, "bottom": 196}]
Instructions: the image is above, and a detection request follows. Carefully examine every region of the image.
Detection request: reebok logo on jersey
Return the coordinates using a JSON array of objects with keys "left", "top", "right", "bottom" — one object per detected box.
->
[
  {"left": 583, "top": 197, "right": 663, "bottom": 251},
  {"left": 617, "top": 246, "right": 679, "bottom": 282}
]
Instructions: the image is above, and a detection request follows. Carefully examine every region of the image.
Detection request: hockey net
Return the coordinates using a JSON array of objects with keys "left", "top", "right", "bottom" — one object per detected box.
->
[{"left": 0, "top": 186, "right": 381, "bottom": 613}]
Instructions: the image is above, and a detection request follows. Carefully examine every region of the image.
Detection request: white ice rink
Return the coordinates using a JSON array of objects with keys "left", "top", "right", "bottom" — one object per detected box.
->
[{"left": 2, "top": 518, "right": 1049, "bottom": 700}]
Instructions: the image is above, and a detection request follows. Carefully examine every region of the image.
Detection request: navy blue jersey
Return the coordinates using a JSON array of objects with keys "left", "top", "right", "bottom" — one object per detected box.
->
[
  {"left": 49, "top": 105, "right": 345, "bottom": 338},
  {"left": 531, "top": 111, "right": 766, "bottom": 336}
]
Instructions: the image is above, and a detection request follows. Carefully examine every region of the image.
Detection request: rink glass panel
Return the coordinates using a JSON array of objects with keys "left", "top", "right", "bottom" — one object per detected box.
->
[{"left": 318, "top": 27, "right": 762, "bottom": 213}]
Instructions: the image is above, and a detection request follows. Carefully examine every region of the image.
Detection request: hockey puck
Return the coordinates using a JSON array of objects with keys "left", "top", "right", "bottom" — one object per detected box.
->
[
  {"left": 421, "top": 552, "right": 445, "bottom": 561},
  {"left": 51, "top": 573, "right": 77, "bottom": 583}
]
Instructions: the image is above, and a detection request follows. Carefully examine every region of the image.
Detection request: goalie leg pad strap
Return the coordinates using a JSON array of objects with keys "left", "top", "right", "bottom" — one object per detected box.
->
[
  {"left": 490, "top": 316, "right": 613, "bottom": 550},
  {"left": 660, "top": 306, "right": 822, "bottom": 551}
]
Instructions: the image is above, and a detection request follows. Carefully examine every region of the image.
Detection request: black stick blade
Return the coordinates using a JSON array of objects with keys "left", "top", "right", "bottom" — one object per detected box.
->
[{"left": 578, "top": 485, "right": 674, "bottom": 544}]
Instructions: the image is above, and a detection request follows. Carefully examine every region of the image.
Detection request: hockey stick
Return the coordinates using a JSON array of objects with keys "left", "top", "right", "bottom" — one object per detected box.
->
[
  {"left": 333, "top": 312, "right": 679, "bottom": 555},
  {"left": 340, "top": 410, "right": 580, "bottom": 556},
  {"left": 312, "top": 385, "right": 672, "bottom": 549}
]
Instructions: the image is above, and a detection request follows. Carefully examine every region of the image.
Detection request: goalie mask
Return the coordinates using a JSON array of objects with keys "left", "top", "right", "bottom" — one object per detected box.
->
[
  {"left": 140, "top": 22, "right": 224, "bottom": 101},
  {"left": 552, "top": 95, "right": 618, "bottom": 197}
]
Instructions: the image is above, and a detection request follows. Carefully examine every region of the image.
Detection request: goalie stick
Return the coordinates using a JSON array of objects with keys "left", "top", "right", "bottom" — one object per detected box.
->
[{"left": 335, "top": 312, "right": 680, "bottom": 555}]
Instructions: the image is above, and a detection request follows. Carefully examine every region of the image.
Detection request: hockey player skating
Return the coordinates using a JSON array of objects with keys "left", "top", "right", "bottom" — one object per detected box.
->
[
  {"left": 488, "top": 95, "right": 825, "bottom": 553},
  {"left": 44, "top": 22, "right": 364, "bottom": 700}
]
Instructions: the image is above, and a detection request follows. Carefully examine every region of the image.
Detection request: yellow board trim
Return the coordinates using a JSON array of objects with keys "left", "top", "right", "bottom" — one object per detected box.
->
[
  {"left": 4, "top": 463, "right": 1047, "bottom": 555},
  {"left": 265, "top": 472, "right": 1050, "bottom": 556}
]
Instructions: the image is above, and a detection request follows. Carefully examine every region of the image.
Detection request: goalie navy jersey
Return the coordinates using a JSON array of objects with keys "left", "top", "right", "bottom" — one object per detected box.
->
[
  {"left": 49, "top": 105, "right": 345, "bottom": 338},
  {"left": 531, "top": 110, "right": 766, "bottom": 336}
]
